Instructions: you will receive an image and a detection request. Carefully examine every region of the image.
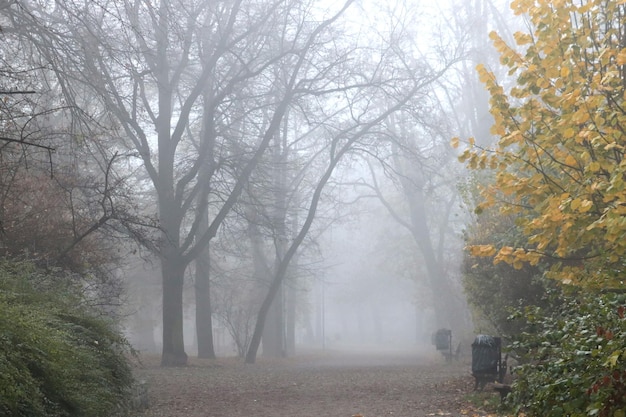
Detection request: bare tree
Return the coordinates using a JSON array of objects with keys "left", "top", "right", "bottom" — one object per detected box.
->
[
  {"left": 7, "top": 0, "right": 465, "bottom": 366},
  {"left": 10, "top": 0, "right": 368, "bottom": 365},
  {"left": 0, "top": 5, "right": 151, "bottom": 312},
  {"left": 350, "top": 0, "right": 519, "bottom": 338},
  {"left": 243, "top": 54, "right": 457, "bottom": 362}
]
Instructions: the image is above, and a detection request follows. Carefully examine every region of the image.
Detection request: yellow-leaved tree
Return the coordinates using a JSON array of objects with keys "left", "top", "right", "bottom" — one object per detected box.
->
[{"left": 455, "top": 0, "right": 626, "bottom": 288}]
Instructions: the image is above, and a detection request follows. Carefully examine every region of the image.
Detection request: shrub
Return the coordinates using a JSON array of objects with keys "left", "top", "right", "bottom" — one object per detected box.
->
[
  {"left": 0, "top": 260, "right": 134, "bottom": 417},
  {"left": 507, "top": 291, "right": 626, "bottom": 417}
]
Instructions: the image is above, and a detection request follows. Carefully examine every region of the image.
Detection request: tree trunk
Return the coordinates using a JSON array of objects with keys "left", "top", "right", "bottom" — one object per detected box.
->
[
  {"left": 261, "top": 125, "right": 288, "bottom": 358},
  {"left": 194, "top": 85, "right": 218, "bottom": 359},
  {"left": 245, "top": 271, "right": 282, "bottom": 364},
  {"left": 161, "top": 258, "right": 188, "bottom": 366},
  {"left": 262, "top": 285, "right": 284, "bottom": 357},
  {"left": 194, "top": 154, "right": 216, "bottom": 359},
  {"left": 285, "top": 199, "right": 300, "bottom": 356},
  {"left": 406, "top": 187, "right": 466, "bottom": 334},
  {"left": 315, "top": 281, "right": 325, "bottom": 348},
  {"left": 284, "top": 273, "right": 297, "bottom": 356},
  {"left": 245, "top": 144, "right": 342, "bottom": 364},
  {"left": 386, "top": 114, "right": 469, "bottom": 337},
  {"left": 195, "top": 242, "right": 216, "bottom": 359}
]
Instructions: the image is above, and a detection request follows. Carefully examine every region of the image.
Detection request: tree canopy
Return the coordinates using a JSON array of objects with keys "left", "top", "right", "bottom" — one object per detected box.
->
[{"left": 455, "top": 0, "right": 626, "bottom": 289}]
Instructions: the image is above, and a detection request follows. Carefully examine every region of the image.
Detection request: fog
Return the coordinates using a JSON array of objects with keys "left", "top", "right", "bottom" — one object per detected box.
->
[
  {"left": 317, "top": 212, "right": 429, "bottom": 350},
  {"left": 116, "top": 0, "right": 482, "bottom": 358},
  {"left": 124, "top": 238, "right": 436, "bottom": 359},
  {"left": 123, "top": 167, "right": 467, "bottom": 358}
]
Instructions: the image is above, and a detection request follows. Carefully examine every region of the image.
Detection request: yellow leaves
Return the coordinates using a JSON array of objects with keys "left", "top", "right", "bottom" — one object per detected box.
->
[
  {"left": 606, "top": 227, "right": 622, "bottom": 243},
  {"left": 491, "top": 246, "right": 542, "bottom": 269},
  {"left": 560, "top": 271, "right": 576, "bottom": 286},
  {"left": 548, "top": 209, "right": 564, "bottom": 222},
  {"left": 533, "top": 78, "right": 548, "bottom": 90},
  {"left": 562, "top": 127, "right": 576, "bottom": 139},
  {"left": 490, "top": 124, "right": 506, "bottom": 136},
  {"left": 498, "top": 246, "right": 513, "bottom": 256},
  {"left": 544, "top": 65, "right": 559, "bottom": 80},
  {"left": 599, "top": 70, "right": 621, "bottom": 92},
  {"left": 458, "top": 0, "right": 626, "bottom": 289},
  {"left": 550, "top": 0, "right": 567, "bottom": 8},
  {"left": 598, "top": 48, "right": 616, "bottom": 67},
  {"left": 460, "top": 150, "right": 491, "bottom": 170},
  {"left": 570, "top": 198, "right": 593, "bottom": 213},
  {"left": 564, "top": 154, "right": 577, "bottom": 166},
  {"left": 560, "top": 89, "right": 581, "bottom": 107},
  {"left": 476, "top": 64, "right": 494, "bottom": 85},
  {"left": 452, "top": 136, "right": 477, "bottom": 150},
  {"left": 489, "top": 31, "right": 524, "bottom": 67},
  {"left": 604, "top": 142, "right": 623, "bottom": 152},
  {"left": 511, "top": 0, "right": 533, "bottom": 15},
  {"left": 500, "top": 130, "right": 523, "bottom": 147},
  {"left": 569, "top": 198, "right": 582, "bottom": 211},
  {"left": 571, "top": 108, "right": 590, "bottom": 124},
  {"left": 514, "top": 31, "right": 533, "bottom": 46},
  {"left": 525, "top": 251, "right": 543, "bottom": 266},
  {"left": 468, "top": 245, "right": 497, "bottom": 257},
  {"left": 576, "top": 2, "right": 594, "bottom": 13},
  {"left": 588, "top": 161, "right": 601, "bottom": 173}
]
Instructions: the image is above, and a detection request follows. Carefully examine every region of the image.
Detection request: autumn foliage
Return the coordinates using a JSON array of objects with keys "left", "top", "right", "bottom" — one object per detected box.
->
[
  {"left": 455, "top": 0, "right": 626, "bottom": 288},
  {"left": 0, "top": 166, "right": 112, "bottom": 272}
]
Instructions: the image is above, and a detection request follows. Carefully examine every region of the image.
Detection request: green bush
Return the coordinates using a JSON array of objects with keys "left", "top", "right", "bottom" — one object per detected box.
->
[
  {"left": 0, "top": 260, "right": 134, "bottom": 417},
  {"left": 507, "top": 291, "right": 626, "bottom": 417},
  {"left": 460, "top": 193, "right": 557, "bottom": 336}
]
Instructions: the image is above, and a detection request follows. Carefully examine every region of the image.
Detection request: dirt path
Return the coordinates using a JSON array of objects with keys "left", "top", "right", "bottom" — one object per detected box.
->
[{"left": 134, "top": 347, "right": 483, "bottom": 417}]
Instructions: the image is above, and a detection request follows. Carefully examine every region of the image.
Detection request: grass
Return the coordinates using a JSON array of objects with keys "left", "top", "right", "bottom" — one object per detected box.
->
[{"left": 463, "top": 389, "right": 504, "bottom": 414}]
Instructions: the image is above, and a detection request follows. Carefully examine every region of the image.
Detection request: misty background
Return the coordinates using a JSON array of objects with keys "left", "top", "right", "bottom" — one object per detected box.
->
[
  {"left": 0, "top": 0, "right": 520, "bottom": 364},
  {"left": 112, "top": 0, "right": 518, "bottom": 359}
]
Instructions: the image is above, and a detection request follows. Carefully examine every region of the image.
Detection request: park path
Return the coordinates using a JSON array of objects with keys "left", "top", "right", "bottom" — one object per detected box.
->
[{"left": 134, "top": 345, "right": 490, "bottom": 417}]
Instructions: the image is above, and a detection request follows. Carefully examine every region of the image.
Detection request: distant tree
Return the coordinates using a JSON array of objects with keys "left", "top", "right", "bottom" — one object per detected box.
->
[
  {"left": 334, "top": 0, "right": 475, "bottom": 335},
  {"left": 243, "top": 58, "right": 456, "bottom": 363},
  {"left": 427, "top": 0, "right": 536, "bottom": 335},
  {"left": 385, "top": 110, "right": 470, "bottom": 334},
  {"left": 234, "top": 0, "right": 470, "bottom": 362},
  {"left": 212, "top": 269, "right": 259, "bottom": 357}
]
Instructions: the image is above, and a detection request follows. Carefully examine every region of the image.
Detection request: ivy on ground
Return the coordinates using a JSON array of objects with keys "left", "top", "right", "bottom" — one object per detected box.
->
[
  {"left": 0, "top": 260, "right": 135, "bottom": 417},
  {"left": 507, "top": 291, "right": 626, "bottom": 417}
]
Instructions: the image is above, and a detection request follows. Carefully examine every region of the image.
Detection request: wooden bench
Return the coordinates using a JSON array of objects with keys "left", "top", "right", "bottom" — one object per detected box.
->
[{"left": 493, "top": 382, "right": 512, "bottom": 402}]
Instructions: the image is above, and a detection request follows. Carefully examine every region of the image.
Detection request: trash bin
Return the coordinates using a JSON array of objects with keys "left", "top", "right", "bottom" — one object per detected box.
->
[
  {"left": 471, "top": 334, "right": 503, "bottom": 390},
  {"left": 434, "top": 328, "right": 451, "bottom": 351}
]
